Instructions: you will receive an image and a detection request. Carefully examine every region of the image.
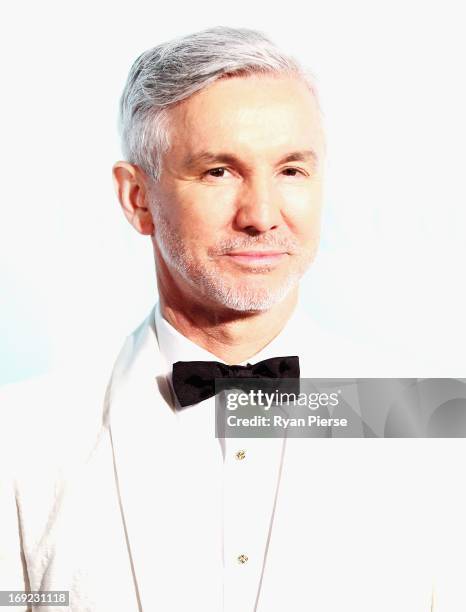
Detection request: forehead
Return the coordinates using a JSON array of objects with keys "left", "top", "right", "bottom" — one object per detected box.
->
[{"left": 165, "top": 74, "right": 325, "bottom": 162}]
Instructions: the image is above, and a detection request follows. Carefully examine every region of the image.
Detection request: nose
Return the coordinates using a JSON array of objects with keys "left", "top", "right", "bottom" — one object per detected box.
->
[{"left": 234, "top": 175, "right": 282, "bottom": 234}]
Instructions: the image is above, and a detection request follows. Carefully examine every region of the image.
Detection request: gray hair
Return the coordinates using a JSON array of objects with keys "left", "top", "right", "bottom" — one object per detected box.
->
[{"left": 118, "top": 26, "right": 317, "bottom": 181}]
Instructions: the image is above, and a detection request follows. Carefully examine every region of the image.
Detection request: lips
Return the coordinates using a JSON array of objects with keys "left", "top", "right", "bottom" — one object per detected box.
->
[
  {"left": 224, "top": 251, "right": 287, "bottom": 267},
  {"left": 228, "top": 251, "right": 285, "bottom": 257}
]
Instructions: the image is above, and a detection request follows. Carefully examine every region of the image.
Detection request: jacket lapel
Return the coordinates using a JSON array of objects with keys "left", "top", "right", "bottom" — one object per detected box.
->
[{"left": 106, "top": 308, "right": 224, "bottom": 611}]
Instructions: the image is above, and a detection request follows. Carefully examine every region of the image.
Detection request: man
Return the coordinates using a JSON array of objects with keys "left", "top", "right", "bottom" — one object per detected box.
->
[{"left": 0, "top": 26, "right": 464, "bottom": 612}]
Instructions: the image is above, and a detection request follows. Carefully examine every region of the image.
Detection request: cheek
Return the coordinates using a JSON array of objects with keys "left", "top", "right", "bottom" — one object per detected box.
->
[
  {"left": 280, "top": 182, "right": 323, "bottom": 242},
  {"left": 176, "top": 185, "right": 237, "bottom": 237}
]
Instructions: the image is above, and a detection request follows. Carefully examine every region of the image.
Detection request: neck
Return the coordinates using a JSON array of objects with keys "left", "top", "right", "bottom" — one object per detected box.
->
[{"left": 157, "top": 275, "right": 298, "bottom": 365}]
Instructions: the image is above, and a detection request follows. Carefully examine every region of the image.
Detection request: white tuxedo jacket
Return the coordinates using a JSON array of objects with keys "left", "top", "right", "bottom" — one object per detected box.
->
[{"left": 1, "top": 304, "right": 465, "bottom": 611}]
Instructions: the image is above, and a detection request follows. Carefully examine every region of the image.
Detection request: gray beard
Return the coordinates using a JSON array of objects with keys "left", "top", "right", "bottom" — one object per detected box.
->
[{"left": 152, "top": 206, "right": 312, "bottom": 312}]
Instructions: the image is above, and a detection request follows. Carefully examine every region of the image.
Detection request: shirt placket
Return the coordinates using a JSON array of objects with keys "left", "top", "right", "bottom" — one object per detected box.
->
[{"left": 222, "top": 436, "right": 285, "bottom": 612}]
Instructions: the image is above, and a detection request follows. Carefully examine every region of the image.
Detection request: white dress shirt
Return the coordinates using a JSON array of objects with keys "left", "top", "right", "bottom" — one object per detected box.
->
[{"left": 154, "top": 303, "right": 297, "bottom": 612}]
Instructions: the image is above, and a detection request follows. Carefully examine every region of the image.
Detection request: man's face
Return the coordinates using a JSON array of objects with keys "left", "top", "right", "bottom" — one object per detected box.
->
[{"left": 149, "top": 73, "right": 325, "bottom": 312}]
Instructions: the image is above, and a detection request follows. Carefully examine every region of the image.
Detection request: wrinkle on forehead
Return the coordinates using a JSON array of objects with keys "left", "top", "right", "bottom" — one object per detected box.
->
[{"left": 163, "top": 74, "right": 325, "bottom": 167}]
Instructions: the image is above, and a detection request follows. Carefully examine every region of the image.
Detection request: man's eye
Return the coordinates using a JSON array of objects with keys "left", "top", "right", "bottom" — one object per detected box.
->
[
  {"left": 281, "top": 167, "right": 305, "bottom": 177},
  {"left": 206, "top": 167, "right": 229, "bottom": 178}
]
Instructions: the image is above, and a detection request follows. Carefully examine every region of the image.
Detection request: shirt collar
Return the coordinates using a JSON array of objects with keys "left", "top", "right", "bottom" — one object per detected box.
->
[{"left": 154, "top": 300, "right": 302, "bottom": 375}]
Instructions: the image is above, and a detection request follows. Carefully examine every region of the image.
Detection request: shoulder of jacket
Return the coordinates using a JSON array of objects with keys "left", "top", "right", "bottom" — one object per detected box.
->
[
  {"left": 292, "top": 304, "right": 425, "bottom": 376},
  {"left": 0, "top": 366, "right": 109, "bottom": 476}
]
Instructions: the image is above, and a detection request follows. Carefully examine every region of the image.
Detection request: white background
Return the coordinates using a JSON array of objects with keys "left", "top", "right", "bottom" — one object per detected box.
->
[{"left": 1, "top": 0, "right": 465, "bottom": 384}]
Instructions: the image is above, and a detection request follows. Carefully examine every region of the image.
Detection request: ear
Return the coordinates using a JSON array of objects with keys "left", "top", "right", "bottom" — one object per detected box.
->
[{"left": 112, "top": 161, "right": 154, "bottom": 235}]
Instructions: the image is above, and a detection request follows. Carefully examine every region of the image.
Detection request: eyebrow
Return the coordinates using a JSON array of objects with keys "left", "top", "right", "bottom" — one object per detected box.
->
[{"left": 182, "top": 149, "right": 318, "bottom": 168}]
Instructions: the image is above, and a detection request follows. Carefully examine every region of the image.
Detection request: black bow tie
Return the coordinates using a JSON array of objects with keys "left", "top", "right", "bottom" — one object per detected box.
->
[{"left": 171, "top": 355, "right": 300, "bottom": 408}]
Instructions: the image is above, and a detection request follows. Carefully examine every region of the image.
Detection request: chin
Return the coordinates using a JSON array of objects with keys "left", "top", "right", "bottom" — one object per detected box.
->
[{"left": 209, "top": 279, "right": 298, "bottom": 313}]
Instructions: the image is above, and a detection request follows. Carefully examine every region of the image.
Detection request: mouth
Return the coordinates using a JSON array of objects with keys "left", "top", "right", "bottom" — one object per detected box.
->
[{"left": 223, "top": 251, "right": 288, "bottom": 267}]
